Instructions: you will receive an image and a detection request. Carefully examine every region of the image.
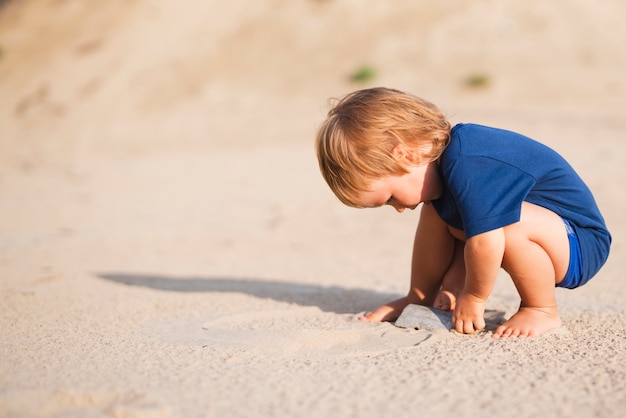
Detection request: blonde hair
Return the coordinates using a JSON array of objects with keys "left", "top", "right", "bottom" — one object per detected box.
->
[{"left": 315, "top": 87, "right": 451, "bottom": 207}]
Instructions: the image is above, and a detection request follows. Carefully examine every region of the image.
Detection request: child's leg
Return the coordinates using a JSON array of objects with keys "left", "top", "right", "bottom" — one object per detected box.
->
[
  {"left": 433, "top": 240, "right": 466, "bottom": 311},
  {"left": 360, "top": 203, "right": 458, "bottom": 322},
  {"left": 495, "top": 202, "right": 570, "bottom": 337}
]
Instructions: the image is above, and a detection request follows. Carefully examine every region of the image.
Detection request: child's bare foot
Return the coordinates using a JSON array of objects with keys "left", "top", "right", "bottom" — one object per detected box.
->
[
  {"left": 359, "top": 296, "right": 412, "bottom": 322},
  {"left": 492, "top": 306, "right": 561, "bottom": 338},
  {"left": 433, "top": 289, "right": 458, "bottom": 311}
]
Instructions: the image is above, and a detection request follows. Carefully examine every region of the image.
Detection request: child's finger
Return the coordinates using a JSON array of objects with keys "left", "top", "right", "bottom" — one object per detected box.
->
[
  {"left": 463, "top": 320, "right": 478, "bottom": 334},
  {"left": 475, "top": 318, "right": 486, "bottom": 331}
]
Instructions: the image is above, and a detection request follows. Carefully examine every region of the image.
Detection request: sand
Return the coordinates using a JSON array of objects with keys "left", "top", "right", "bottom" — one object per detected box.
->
[{"left": 1, "top": 1, "right": 626, "bottom": 417}]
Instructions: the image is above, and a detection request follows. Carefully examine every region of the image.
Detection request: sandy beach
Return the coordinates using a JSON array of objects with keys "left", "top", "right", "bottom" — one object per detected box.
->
[{"left": 1, "top": 1, "right": 626, "bottom": 416}]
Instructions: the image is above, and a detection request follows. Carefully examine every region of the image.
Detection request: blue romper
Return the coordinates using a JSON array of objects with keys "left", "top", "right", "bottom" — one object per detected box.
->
[{"left": 431, "top": 124, "right": 611, "bottom": 288}]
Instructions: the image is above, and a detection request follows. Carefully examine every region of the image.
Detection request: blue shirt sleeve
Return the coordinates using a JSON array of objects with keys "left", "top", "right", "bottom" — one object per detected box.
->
[{"left": 445, "top": 156, "right": 536, "bottom": 238}]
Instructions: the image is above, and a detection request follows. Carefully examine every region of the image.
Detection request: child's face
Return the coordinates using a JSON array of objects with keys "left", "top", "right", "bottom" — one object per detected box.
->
[{"left": 357, "top": 161, "right": 442, "bottom": 212}]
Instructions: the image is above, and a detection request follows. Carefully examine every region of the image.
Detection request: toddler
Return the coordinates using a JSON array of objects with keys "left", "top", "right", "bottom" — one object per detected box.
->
[{"left": 315, "top": 87, "right": 611, "bottom": 337}]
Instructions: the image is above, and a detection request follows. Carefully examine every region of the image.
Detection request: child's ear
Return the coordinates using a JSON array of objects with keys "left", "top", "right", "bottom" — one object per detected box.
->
[{"left": 392, "top": 144, "right": 418, "bottom": 164}]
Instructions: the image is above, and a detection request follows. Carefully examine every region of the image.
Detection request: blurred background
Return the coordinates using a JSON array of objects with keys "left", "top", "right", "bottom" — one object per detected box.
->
[
  {"left": 1, "top": 0, "right": 624, "bottom": 166},
  {"left": 1, "top": 2, "right": 626, "bottom": 416},
  {"left": 1, "top": 0, "right": 625, "bottom": 297},
  {"left": 1, "top": 0, "right": 625, "bottom": 289}
]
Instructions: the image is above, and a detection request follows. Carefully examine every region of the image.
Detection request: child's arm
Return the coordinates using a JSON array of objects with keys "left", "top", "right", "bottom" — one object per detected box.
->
[{"left": 453, "top": 228, "right": 505, "bottom": 334}]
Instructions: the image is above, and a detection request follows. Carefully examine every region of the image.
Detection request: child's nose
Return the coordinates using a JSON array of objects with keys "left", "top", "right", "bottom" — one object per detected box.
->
[
  {"left": 385, "top": 199, "right": 406, "bottom": 213},
  {"left": 392, "top": 203, "right": 405, "bottom": 213}
]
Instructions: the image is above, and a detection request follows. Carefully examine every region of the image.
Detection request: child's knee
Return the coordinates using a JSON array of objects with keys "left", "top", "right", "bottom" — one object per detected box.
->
[
  {"left": 501, "top": 204, "right": 570, "bottom": 280},
  {"left": 420, "top": 202, "right": 439, "bottom": 219},
  {"left": 421, "top": 203, "right": 465, "bottom": 240}
]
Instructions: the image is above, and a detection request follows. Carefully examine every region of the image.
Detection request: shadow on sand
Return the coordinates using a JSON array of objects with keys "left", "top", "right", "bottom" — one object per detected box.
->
[{"left": 96, "top": 272, "right": 401, "bottom": 315}]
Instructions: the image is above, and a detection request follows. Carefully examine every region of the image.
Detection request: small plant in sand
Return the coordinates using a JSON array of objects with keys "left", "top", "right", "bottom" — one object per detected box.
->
[
  {"left": 349, "top": 65, "right": 377, "bottom": 83},
  {"left": 464, "top": 72, "right": 491, "bottom": 88}
]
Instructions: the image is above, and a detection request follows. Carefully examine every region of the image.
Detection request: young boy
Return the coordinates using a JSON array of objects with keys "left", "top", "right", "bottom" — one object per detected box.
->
[{"left": 315, "top": 87, "right": 611, "bottom": 338}]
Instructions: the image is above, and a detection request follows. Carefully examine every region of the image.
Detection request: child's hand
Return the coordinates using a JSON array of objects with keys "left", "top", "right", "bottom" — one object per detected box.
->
[
  {"left": 358, "top": 296, "right": 412, "bottom": 322},
  {"left": 452, "top": 292, "right": 487, "bottom": 334}
]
